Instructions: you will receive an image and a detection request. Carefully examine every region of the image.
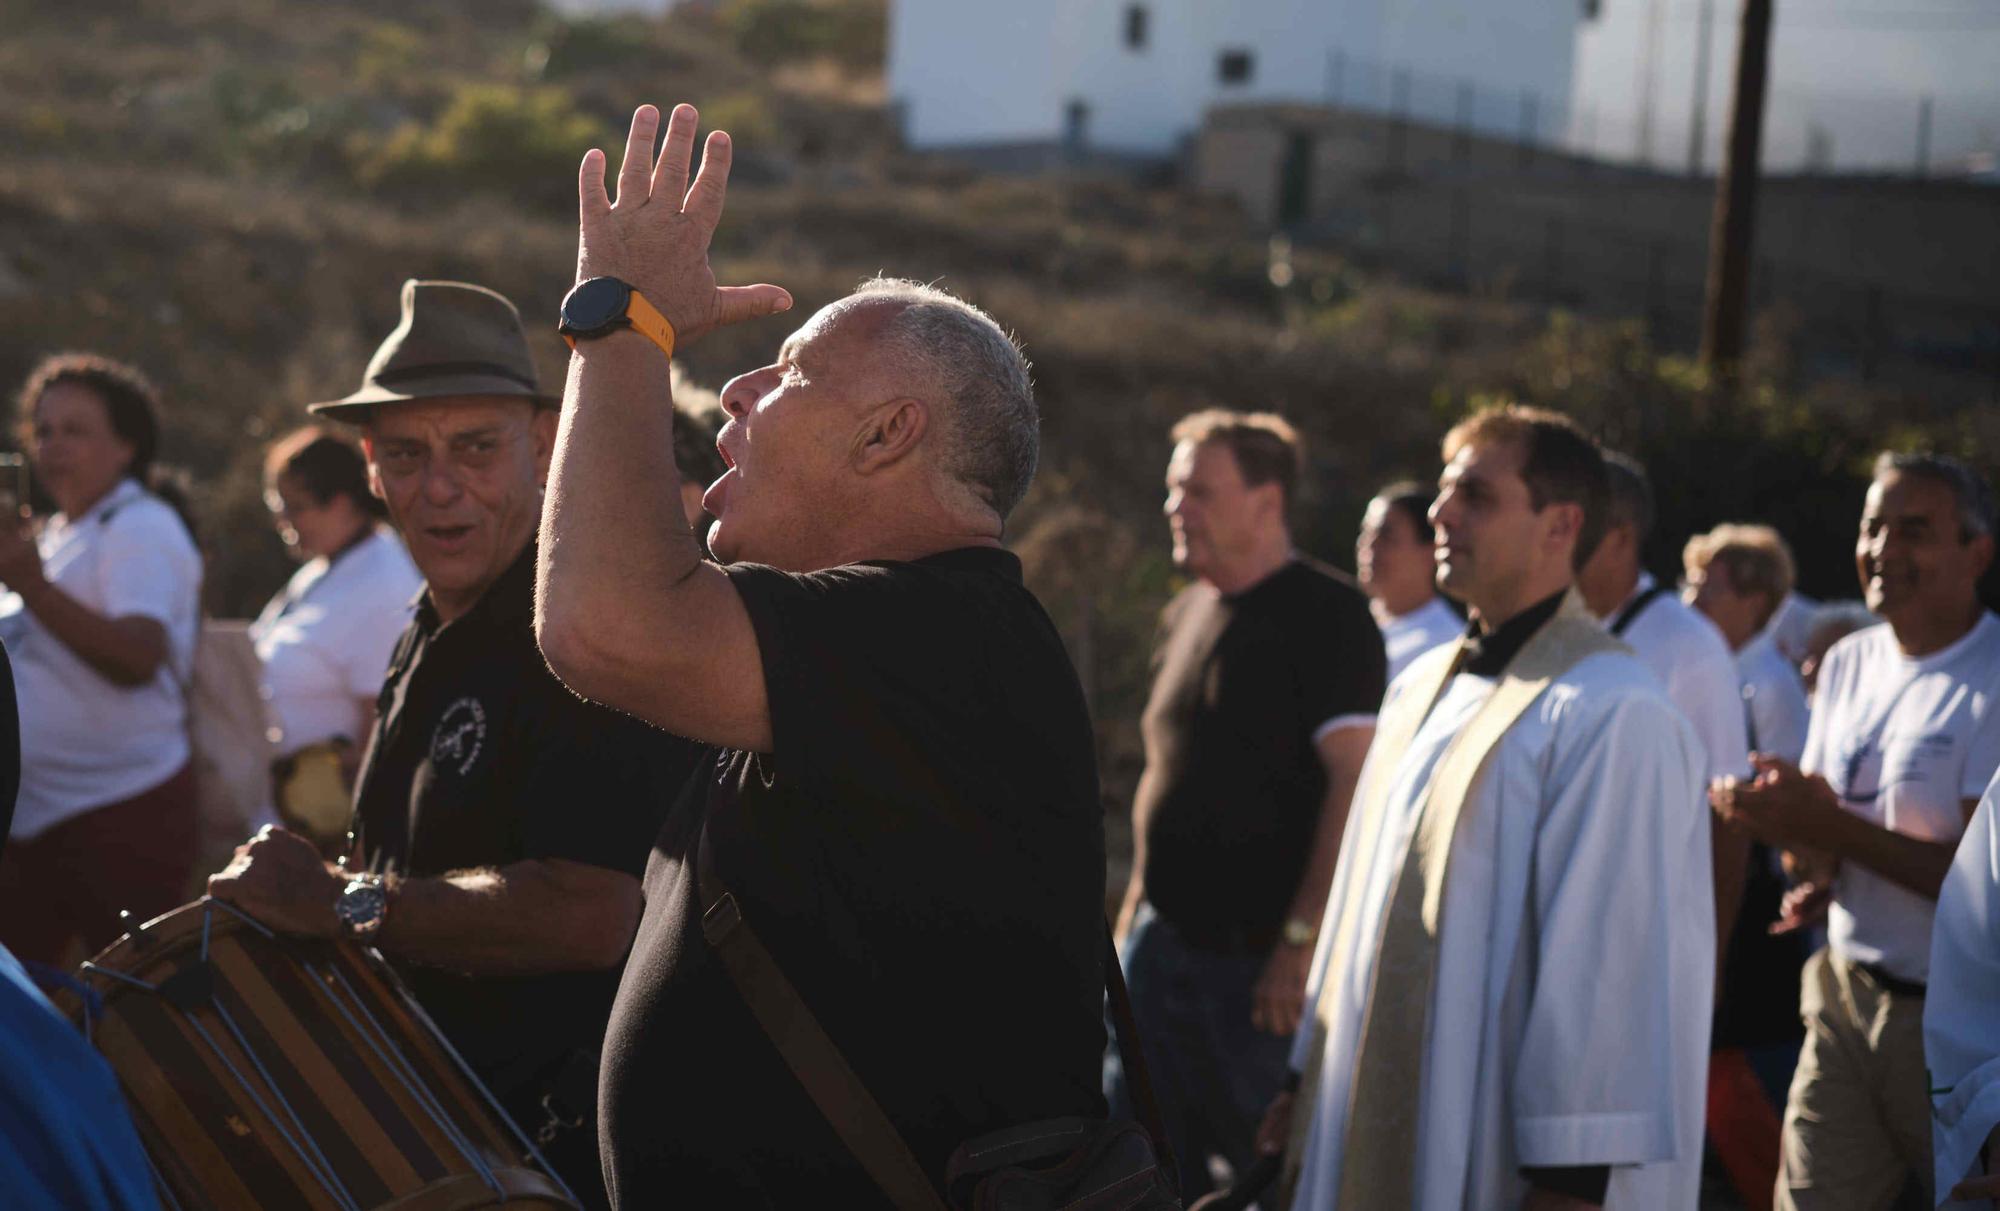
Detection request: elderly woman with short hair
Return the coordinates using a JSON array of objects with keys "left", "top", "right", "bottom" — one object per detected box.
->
[{"left": 0, "top": 353, "right": 203, "bottom": 964}]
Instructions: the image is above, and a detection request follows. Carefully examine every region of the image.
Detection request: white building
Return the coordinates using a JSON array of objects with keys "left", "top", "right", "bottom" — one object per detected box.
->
[{"left": 889, "top": 0, "right": 1583, "bottom": 158}]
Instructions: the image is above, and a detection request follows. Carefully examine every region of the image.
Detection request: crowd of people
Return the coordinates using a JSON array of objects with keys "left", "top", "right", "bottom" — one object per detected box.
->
[{"left": 0, "top": 100, "right": 1995, "bottom": 1211}]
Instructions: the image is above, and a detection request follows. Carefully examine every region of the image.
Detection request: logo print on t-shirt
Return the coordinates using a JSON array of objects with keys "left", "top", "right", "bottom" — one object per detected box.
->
[{"left": 431, "top": 697, "right": 487, "bottom": 777}]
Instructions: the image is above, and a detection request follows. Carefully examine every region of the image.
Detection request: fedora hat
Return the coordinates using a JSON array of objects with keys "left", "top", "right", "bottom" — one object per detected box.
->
[{"left": 308, "top": 279, "right": 555, "bottom": 423}]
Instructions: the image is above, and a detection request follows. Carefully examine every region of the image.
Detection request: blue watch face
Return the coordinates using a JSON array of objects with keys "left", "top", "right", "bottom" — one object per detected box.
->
[{"left": 562, "top": 276, "right": 632, "bottom": 333}]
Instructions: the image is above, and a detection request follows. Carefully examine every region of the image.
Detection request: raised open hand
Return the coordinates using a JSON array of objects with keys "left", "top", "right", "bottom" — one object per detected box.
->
[{"left": 577, "top": 103, "right": 791, "bottom": 347}]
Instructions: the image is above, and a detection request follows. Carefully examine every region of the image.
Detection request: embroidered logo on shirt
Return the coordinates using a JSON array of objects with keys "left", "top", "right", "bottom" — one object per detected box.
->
[{"left": 431, "top": 697, "right": 488, "bottom": 777}]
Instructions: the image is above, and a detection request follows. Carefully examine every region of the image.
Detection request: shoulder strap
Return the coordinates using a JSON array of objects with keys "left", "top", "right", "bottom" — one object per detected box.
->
[
  {"left": 1103, "top": 928, "right": 1180, "bottom": 1189},
  {"left": 695, "top": 823, "right": 1177, "bottom": 1209},
  {"left": 696, "top": 824, "right": 950, "bottom": 1211},
  {"left": 1608, "top": 583, "right": 1670, "bottom": 637}
]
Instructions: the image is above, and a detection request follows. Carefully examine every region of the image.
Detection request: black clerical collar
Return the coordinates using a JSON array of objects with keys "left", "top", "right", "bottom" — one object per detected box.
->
[{"left": 1461, "top": 589, "right": 1568, "bottom": 677}]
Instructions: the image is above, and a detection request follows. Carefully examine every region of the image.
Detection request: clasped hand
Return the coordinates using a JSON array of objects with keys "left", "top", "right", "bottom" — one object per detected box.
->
[
  {"left": 1709, "top": 754, "right": 1839, "bottom": 850},
  {"left": 1712, "top": 756, "right": 1842, "bottom": 935},
  {"left": 575, "top": 103, "right": 791, "bottom": 348}
]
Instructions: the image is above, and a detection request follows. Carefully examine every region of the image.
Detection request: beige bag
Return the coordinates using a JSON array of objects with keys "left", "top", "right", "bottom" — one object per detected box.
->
[{"left": 184, "top": 619, "right": 276, "bottom": 886}]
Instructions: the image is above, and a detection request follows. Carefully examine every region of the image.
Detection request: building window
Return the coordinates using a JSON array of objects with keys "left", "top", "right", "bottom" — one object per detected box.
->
[
  {"left": 1064, "top": 98, "right": 1091, "bottom": 151},
  {"left": 1124, "top": 4, "right": 1149, "bottom": 50},
  {"left": 1217, "top": 49, "right": 1254, "bottom": 86}
]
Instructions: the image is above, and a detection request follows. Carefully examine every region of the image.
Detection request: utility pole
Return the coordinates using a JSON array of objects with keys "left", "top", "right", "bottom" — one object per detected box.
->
[
  {"left": 1701, "top": 0, "right": 1774, "bottom": 372},
  {"left": 1916, "top": 95, "right": 1934, "bottom": 178},
  {"left": 1688, "top": 0, "right": 1717, "bottom": 174},
  {"left": 1637, "top": 0, "right": 1666, "bottom": 165}
]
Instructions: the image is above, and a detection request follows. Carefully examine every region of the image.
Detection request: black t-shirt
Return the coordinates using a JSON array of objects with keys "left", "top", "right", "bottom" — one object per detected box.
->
[
  {"left": 599, "top": 547, "right": 1107, "bottom": 1209},
  {"left": 1135, "top": 557, "right": 1385, "bottom": 947},
  {"left": 350, "top": 541, "right": 701, "bottom": 1110}
]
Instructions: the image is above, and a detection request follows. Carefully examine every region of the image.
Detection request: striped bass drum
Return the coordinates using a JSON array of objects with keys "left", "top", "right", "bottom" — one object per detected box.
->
[{"left": 52, "top": 897, "right": 578, "bottom": 1210}]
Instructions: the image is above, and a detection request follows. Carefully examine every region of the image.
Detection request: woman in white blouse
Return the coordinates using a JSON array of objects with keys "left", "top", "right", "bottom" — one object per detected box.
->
[
  {"left": 250, "top": 426, "right": 419, "bottom": 847},
  {"left": 0, "top": 354, "right": 203, "bottom": 965}
]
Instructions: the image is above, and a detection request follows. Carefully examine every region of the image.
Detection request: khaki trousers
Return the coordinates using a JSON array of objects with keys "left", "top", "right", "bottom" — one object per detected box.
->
[{"left": 1775, "top": 948, "right": 1933, "bottom": 1210}]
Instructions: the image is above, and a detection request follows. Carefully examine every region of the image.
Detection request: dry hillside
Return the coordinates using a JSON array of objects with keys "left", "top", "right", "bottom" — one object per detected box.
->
[{"left": 1, "top": 0, "right": 1988, "bottom": 811}]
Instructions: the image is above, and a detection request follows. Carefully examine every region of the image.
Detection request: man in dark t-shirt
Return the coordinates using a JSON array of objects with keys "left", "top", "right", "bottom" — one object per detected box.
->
[
  {"left": 1111, "top": 410, "right": 1385, "bottom": 1199},
  {"left": 536, "top": 102, "right": 1108, "bottom": 1208},
  {"left": 601, "top": 554, "right": 1105, "bottom": 1204},
  {"left": 210, "top": 279, "right": 700, "bottom": 1208}
]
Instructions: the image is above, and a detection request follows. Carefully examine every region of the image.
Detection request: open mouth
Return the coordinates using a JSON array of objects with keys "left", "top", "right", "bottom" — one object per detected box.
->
[
  {"left": 702, "top": 467, "right": 736, "bottom": 515},
  {"left": 424, "top": 524, "right": 475, "bottom": 550}
]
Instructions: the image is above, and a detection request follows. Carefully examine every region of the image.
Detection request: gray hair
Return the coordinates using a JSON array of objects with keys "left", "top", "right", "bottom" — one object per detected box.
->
[
  {"left": 1873, "top": 451, "right": 1995, "bottom": 540},
  {"left": 1808, "top": 600, "right": 1880, "bottom": 649},
  {"left": 850, "top": 277, "right": 1039, "bottom": 520},
  {"left": 1601, "top": 450, "right": 1656, "bottom": 541}
]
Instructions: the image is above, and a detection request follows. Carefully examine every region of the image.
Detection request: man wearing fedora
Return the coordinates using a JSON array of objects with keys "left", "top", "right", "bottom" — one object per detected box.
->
[{"left": 210, "top": 278, "right": 701, "bottom": 1209}]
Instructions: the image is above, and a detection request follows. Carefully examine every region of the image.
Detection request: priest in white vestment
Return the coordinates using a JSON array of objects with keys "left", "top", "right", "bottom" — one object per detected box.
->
[
  {"left": 1927, "top": 770, "right": 2000, "bottom": 1206},
  {"left": 1269, "top": 406, "right": 1714, "bottom": 1211}
]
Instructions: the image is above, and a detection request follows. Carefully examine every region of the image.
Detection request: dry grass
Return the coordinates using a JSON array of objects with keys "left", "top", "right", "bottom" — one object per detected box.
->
[{"left": 0, "top": 0, "right": 1979, "bottom": 820}]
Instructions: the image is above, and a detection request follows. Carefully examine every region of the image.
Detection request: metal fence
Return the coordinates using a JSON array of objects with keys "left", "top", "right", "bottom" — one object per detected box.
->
[{"left": 1310, "top": 46, "right": 1999, "bottom": 181}]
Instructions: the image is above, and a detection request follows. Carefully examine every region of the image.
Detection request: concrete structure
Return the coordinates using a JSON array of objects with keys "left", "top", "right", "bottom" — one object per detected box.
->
[
  {"left": 1195, "top": 103, "right": 2000, "bottom": 398},
  {"left": 888, "top": 0, "right": 1581, "bottom": 158}
]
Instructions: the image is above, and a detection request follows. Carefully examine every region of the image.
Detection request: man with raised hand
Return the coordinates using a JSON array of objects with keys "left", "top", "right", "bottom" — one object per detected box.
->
[
  {"left": 536, "top": 105, "right": 1109, "bottom": 1208},
  {"left": 1263, "top": 405, "right": 1712, "bottom": 1210}
]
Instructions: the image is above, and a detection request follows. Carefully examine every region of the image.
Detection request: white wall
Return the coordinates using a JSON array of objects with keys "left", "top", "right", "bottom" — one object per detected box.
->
[
  {"left": 1570, "top": 0, "right": 2000, "bottom": 174},
  {"left": 888, "top": 0, "right": 1088, "bottom": 146},
  {"left": 894, "top": 0, "right": 1579, "bottom": 156}
]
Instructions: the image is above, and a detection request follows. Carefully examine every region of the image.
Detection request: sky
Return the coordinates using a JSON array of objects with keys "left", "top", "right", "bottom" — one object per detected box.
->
[{"left": 1571, "top": 0, "right": 2000, "bottom": 171}]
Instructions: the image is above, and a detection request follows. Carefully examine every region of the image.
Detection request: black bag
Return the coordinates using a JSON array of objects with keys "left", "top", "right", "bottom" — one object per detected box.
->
[
  {"left": 946, "top": 1116, "right": 1177, "bottom": 1210},
  {"left": 696, "top": 823, "right": 1182, "bottom": 1211}
]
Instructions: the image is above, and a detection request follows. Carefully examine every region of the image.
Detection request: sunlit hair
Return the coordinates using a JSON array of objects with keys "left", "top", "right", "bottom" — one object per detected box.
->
[
  {"left": 1373, "top": 479, "right": 1435, "bottom": 543},
  {"left": 1873, "top": 451, "right": 1995, "bottom": 541},
  {"left": 1683, "top": 522, "right": 1796, "bottom": 629},
  {"left": 1807, "top": 601, "right": 1879, "bottom": 656},
  {"left": 1170, "top": 409, "right": 1302, "bottom": 512},
  {"left": 848, "top": 276, "right": 1038, "bottom": 521},
  {"left": 265, "top": 424, "right": 386, "bottom": 520},
  {"left": 17, "top": 352, "right": 164, "bottom": 483},
  {"left": 1441, "top": 404, "right": 1608, "bottom": 570}
]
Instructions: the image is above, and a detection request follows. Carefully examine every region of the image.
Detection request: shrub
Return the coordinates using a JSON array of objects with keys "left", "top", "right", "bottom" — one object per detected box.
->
[
  {"left": 718, "top": 0, "right": 885, "bottom": 70},
  {"left": 355, "top": 82, "right": 606, "bottom": 204}
]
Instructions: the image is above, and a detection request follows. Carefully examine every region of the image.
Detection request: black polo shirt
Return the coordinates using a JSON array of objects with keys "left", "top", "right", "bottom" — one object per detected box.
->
[
  {"left": 350, "top": 540, "right": 703, "bottom": 1111},
  {"left": 1134, "top": 556, "right": 1385, "bottom": 950},
  {"left": 599, "top": 548, "right": 1108, "bottom": 1208}
]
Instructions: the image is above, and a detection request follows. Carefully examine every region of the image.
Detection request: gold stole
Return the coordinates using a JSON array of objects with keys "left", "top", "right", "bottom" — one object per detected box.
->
[{"left": 1279, "top": 591, "right": 1625, "bottom": 1210}]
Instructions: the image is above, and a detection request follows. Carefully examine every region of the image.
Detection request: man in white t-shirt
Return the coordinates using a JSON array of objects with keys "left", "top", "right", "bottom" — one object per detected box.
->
[
  {"left": 1579, "top": 452, "right": 1750, "bottom": 985},
  {"left": 1579, "top": 453, "right": 1751, "bottom": 786},
  {"left": 1714, "top": 452, "right": 2000, "bottom": 1210},
  {"left": 1356, "top": 480, "right": 1462, "bottom": 684}
]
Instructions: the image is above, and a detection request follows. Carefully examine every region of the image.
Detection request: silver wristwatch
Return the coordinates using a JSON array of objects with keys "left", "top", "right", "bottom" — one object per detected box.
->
[{"left": 334, "top": 874, "right": 389, "bottom": 941}]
